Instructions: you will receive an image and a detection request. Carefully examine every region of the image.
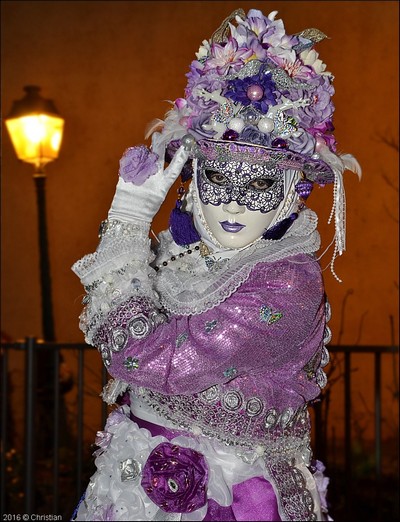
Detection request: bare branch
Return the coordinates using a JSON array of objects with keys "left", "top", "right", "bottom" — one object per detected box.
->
[
  {"left": 354, "top": 310, "right": 368, "bottom": 345},
  {"left": 381, "top": 172, "right": 399, "bottom": 193},
  {"left": 382, "top": 202, "right": 399, "bottom": 223},
  {"left": 376, "top": 132, "right": 399, "bottom": 152},
  {"left": 337, "top": 289, "right": 354, "bottom": 346}
]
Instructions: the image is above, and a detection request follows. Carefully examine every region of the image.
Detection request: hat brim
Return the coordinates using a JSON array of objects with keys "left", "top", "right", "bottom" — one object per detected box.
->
[{"left": 193, "top": 139, "right": 335, "bottom": 185}]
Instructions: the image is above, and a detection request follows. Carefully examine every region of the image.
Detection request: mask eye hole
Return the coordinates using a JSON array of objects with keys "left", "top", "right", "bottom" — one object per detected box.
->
[
  {"left": 205, "top": 169, "right": 228, "bottom": 186},
  {"left": 248, "top": 178, "right": 275, "bottom": 191}
]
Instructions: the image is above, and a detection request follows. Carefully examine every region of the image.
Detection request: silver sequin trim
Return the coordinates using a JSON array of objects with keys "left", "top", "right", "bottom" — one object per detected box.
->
[
  {"left": 222, "top": 390, "right": 243, "bottom": 411},
  {"left": 93, "top": 296, "right": 167, "bottom": 367},
  {"left": 267, "top": 459, "right": 317, "bottom": 521},
  {"left": 134, "top": 386, "right": 310, "bottom": 458}
]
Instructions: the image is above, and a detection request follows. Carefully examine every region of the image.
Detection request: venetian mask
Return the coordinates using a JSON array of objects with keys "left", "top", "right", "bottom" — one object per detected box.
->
[{"left": 196, "top": 159, "right": 285, "bottom": 248}]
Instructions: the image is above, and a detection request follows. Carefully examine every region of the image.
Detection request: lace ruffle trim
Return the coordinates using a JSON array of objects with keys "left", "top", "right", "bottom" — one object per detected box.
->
[
  {"left": 72, "top": 220, "right": 153, "bottom": 286},
  {"left": 156, "top": 210, "right": 320, "bottom": 316}
]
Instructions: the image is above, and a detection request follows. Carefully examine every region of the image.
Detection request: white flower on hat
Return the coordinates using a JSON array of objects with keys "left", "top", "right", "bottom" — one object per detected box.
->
[
  {"left": 195, "top": 40, "right": 211, "bottom": 61},
  {"left": 300, "top": 48, "right": 332, "bottom": 77}
]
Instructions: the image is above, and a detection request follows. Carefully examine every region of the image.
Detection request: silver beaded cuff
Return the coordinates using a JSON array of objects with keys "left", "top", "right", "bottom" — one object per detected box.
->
[{"left": 98, "top": 219, "right": 150, "bottom": 239}]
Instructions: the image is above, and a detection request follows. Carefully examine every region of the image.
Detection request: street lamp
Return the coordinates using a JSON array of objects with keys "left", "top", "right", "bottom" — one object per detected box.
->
[{"left": 5, "top": 85, "right": 65, "bottom": 341}]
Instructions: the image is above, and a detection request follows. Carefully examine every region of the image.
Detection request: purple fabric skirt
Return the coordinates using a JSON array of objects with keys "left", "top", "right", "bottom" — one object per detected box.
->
[{"left": 132, "top": 413, "right": 281, "bottom": 521}]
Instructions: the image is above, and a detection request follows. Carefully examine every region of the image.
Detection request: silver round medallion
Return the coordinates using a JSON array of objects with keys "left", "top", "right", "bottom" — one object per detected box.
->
[
  {"left": 128, "top": 315, "right": 150, "bottom": 339},
  {"left": 111, "top": 328, "right": 128, "bottom": 352},
  {"left": 245, "top": 397, "right": 264, "bottom": 417},
  {"left": 222, "top": 390, "right": 243, "bottom": 411},
  {"left": 200, "top": 385, "right": 219, "bottom": 403},
  {"left": 264, "top": 408, "right": 278, "bottom": 429}
]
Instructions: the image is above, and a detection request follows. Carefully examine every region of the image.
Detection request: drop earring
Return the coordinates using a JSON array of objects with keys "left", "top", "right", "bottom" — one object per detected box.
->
[{"left": 295, "top": 176, "right": 314, "bottom": 200}]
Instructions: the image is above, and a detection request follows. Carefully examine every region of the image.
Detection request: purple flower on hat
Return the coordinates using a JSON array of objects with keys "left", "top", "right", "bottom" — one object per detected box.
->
[
  {"left": 186, "top": 75, "right": 226, "bottom": 114},
  {"left": 287, "top": 129, "right": 316, "bottom": 155},
  {"left": 243, "top": 35, "right": 269, "bottom": 61},
  {"left": 141, "top": 442, "right": 208, "bottom": 513},
  {"left": 187, "top": 113, "right": 216, "bottom": 141},
  {"left": 119, "top": 145, "right": 159, "bottom": 185},
  {"left": 225, "top": 71, "right": 277, "bottom": 114},
  {"left": 239, "top": 125, "right": 273, "bottom": 146},
  {"left": 269, "top": 54, "right": 315, "bottom": 81},
  {"left": 261, "top": 17, "right": 298, "bottom": 51},
  {"left": 308, "top": 120, "right": 337, "bottom": 152},
  {"left": 204, "top": 38, "right": 253, "bottom": 76},
  {"left": 233, "top": 9, "right": 294, "bottom": 52},
  {"left": 235, "top": 9, "right": 272, "bottom": 40},
  {"left": 320, "top": 132, "right": 337, "bottom": 152},
  {"left": 286, "top": 76, "right": 335, "bottom": 129},
  {"left": 310, "top": 120, "right": 335, "bottom": 135},
  {"left": 307, "top": 78, "right": 335, "bottom": 123}
]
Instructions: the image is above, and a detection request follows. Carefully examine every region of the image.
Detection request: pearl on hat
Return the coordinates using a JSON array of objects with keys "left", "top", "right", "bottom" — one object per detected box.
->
[
  {"left": 246, "top": 84, "right": 264, "bottom": 101},
  {"left": 315, "top": 136, "right": 326, "bottom": 152},
  {"left": 181, "top": 134, "right": 196, "bottom": 151},
  {"left": 228, "top": 117, "right": 245, "bottom": 133},
  {"left": 243, "top": 110, "right": 260, "bottom": 125},
  {"left": 258, "top": 117, "right": 274, "bottom": 133}
]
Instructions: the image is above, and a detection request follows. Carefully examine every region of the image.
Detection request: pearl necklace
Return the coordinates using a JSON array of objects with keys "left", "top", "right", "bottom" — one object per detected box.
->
[{"left": 153, "top": 244, "right": 202, "bottom": 272}]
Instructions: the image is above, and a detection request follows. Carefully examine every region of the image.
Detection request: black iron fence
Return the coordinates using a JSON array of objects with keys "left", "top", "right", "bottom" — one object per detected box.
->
[{"left": 1, "top": 338, "right": 399, "bottom": 521}]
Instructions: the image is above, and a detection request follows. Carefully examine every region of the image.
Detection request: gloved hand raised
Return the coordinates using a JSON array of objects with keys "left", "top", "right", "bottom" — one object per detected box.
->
[{"left": 108, "top": 132, "right": 190, "bottom": 224}]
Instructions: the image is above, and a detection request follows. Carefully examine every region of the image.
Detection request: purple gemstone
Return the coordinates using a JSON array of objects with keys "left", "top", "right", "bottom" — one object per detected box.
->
[
  {"left": 295, "top": 179, "right": 314, "bottom": 199},
  {"left": 271, "top": 138, "right": 288, "bottom": 149},
  {"left": 223, "top": 129, "right": 239, "bottom": 141}
]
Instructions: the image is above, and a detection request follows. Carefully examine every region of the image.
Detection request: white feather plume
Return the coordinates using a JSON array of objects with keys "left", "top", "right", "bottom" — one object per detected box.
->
[
  {"left": 339, "top": 153, "right": 362, "bottom": 179},
  {"left": 318, "top": 145, "right": 362, "bottom": 179},
  {"left": 145, "top": 97, "right": 192, "bottom": 152},
  {"left": 144, "top": 118, "right": 165, "bottom": 140}
]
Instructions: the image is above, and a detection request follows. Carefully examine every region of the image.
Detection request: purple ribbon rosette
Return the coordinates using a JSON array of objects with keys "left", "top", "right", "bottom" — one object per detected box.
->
[
  {"left": 141, "top": 442, "right": 209, "bottom": 513},
  {"left": 118, "top": 145, "right": 159, "bottom": 185}
]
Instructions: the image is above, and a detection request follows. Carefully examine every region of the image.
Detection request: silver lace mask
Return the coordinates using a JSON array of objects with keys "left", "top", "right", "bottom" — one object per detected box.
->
[{"left": 196, "top": 159, "right": 285, "bottom": 213}]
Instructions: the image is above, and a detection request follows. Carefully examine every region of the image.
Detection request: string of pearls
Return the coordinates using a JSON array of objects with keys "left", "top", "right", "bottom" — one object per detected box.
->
[{"left": 153, "top": 244, "right": 201, "bottom": 272}]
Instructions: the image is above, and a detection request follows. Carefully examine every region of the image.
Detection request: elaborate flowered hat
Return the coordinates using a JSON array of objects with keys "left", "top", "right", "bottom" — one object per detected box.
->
[
  {"left": 152, "top": 8, "right": 341, "bottom": 183},
  {"left": 146, "top": 8, "right": 361, "bottom": 278}
]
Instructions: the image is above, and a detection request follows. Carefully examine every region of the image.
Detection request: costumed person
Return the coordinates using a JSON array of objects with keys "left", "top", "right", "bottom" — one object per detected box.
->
[{"left": 71, "top": 8, "right": 361, "bottom": 521}]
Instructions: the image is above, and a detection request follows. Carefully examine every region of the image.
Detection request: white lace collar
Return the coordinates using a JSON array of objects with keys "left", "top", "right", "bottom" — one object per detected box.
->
[{"left": 154, "top": 208, "right": 320, "bottom": 316}]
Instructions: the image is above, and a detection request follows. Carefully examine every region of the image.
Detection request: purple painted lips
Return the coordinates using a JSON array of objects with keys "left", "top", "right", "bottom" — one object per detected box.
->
[{"left": 219, "top": 221, "right": 246, "bottom": 233}]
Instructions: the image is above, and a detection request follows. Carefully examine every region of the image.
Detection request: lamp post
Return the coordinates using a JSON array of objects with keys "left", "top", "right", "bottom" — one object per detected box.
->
[
  {"left": 5, "top": 87, "right": 69, "bottom": 510},
  {"left": 5, "top": 85, "right": 65, "bottom": 342}
]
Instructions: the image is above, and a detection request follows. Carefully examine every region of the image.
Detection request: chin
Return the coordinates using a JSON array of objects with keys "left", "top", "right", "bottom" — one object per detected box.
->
[{"left": 214, "top": 232, "right": 260, "bottom": 250}]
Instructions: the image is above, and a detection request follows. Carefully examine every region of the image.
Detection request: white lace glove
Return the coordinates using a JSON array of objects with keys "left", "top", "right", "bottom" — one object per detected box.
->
[{"left": 108, "top": 132, "right": 190, "bottom": 225}]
